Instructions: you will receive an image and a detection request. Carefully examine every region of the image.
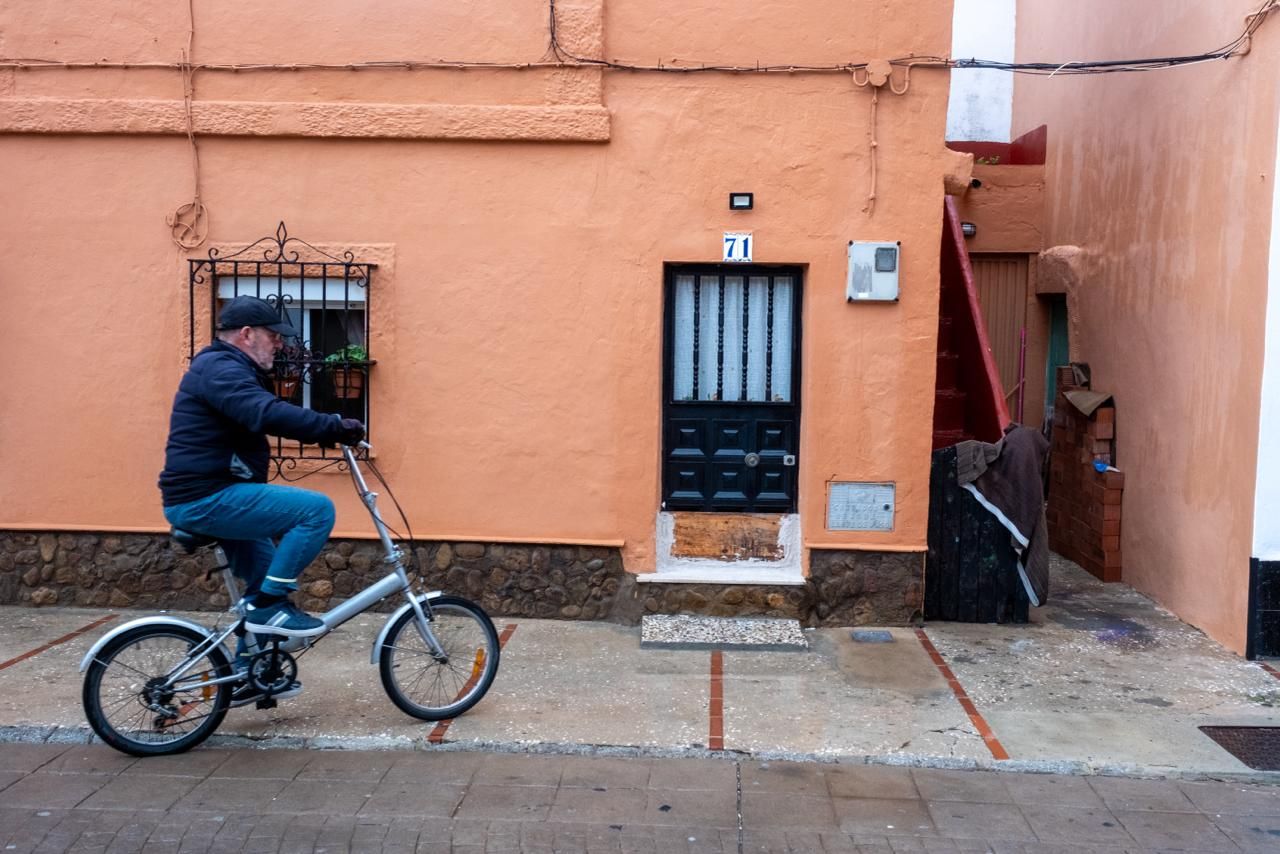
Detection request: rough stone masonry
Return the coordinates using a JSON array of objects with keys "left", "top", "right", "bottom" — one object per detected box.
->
[{"left": 0, "top": 532, "right": 923, "bottom": 627}]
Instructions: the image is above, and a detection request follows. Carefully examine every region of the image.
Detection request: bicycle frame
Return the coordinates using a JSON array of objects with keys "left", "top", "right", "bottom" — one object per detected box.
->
[{"left": 80, "top": 442, "right": 446, "bottom": 688}]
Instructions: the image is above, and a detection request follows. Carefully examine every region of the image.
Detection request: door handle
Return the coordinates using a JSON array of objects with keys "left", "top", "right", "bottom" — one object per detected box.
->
[{"left": 744, "top": 452, "right": 760, "bottom": 468}]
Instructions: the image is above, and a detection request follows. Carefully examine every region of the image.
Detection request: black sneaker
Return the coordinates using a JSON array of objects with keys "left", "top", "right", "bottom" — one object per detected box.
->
[
  {"left": 230, "top": 679, "right": 303, "bottom": 708},
  {"left": 244, "top": 599, "right": 326, "bottom": 637}
]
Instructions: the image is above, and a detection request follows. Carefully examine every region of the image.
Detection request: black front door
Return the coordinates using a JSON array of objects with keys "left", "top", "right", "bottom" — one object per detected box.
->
[{"left": 662, "top": 265, "right": 802, "bottom": 512}]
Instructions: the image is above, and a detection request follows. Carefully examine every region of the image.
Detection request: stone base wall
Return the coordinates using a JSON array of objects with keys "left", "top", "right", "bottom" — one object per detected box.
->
[
  {"left": 0, "top": 532, "right": 922, "bottom": 626},
  {"left": 634, "top": 551, "right": 924, "bottom": 627}
]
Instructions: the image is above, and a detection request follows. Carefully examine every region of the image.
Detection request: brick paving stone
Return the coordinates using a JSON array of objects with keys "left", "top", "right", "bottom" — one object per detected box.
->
[
  {"left": 296, "top": 750, "right": 395, "bottom": 784},
  {"left": 3, "top": 773, "right": 112, "bottom": 809},
  {"left": 36, "top": 747, "right": 137, "bottom": 777},
  {"left": 175, "top": 778, "right": 289, "bottom": 813},
  {"left": 471, "top": 754, "right": 565, "bottom": 788},
  {"left": 0, "top": 769, "right": 25, "bottom": 792},
  {"left": 1086, "top": 776, "right": 1197, "bottom": 813},
  {"left": 1016, "top": 804, "right": 1133, "bottom": 847},
  {"left": 739, "top": 829, "right": 790, "bottom": 853},
  {"left": 383, "top": 752, "right": 483, "bottom": 788},
  {"left": 740, "top": 761, "right": 828, "bottom": 798},
  {"left": 740, "top": 791, "right": 838, "bottom": 829},
  {"left": 454, "top": 784, "right": 557, "bottom": 822},
  {"left": 1177, "top": 779, "right": 1280, "bottom": 816},
  {"left": 826, "top": 766, "right": 919, "bottom": 801},
  {"left": 833, "top": 798, "right": 936, "bottom": 837},
  {"left": 549, "top": 787, "right": 648, "bottom": 825},
  {"left": 358, "top": 781, "right": 465, "bottom": 818},
  {"left": 642, "top": 788, "right": 737, "bottom": 829},
  {"left": 1003, "top": 774, "right": 1105, "bottom": 809},
  {"left": 264, "top": 778, "right": 375, "bottom": 815},
  {"left": 559, "top": 757, "right": 653, "bottom": 791},
  {"left": 120, "top": 752, "right": 231, "bottom": 779},
  {"left": 206, "top": 751, "right": 311, "bottom": 781},
  {"left": 1210, "top": 812, "right": 1280, "bottom": 852},
  {"left": 921, "top": 840, "right": 961, "bottom": 852},
  {"left": 912, "top": 770, "right": 1014, "bottom": 805},
  {"left": 646, "top": 760, "right": 736, "bottom": 792},
  {"left": 925, "top": 802, "right": 1035, "bottom": 842},
  {"left": 885, "top": 838, "right": 928, "bottom": 851},
  {"left": 1113, "top": 808, "right": 1239, "bottom": 850},
  {"left": 80, "top": 772, "right": 201, "bottom": 812},
  {"left": 0, "top": 745, "right": 69, "bottom": 774}
]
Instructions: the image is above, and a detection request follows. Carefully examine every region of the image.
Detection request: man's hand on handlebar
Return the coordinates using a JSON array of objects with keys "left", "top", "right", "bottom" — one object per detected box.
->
[{"left": 337, "top": 418, "right": 365, "bottom": 446}]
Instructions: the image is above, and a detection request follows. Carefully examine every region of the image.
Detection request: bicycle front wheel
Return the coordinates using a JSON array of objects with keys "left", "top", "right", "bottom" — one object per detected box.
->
[
  {"left": 379, "top": 595, "right": 500, "bottom": 721},
  {"left": 82, "top": 624, "right": 232, "bottom": 756}
]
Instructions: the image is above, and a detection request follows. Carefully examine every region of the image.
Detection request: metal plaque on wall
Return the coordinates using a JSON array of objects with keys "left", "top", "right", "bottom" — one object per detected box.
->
[{"left": 826, "top": 482, "right": 895, "bottom": 531}]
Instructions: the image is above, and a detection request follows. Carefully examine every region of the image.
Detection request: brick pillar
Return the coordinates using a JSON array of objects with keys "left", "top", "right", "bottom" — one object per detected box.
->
[{"left": 1046, "top": 367, "right": 1123, "bottom": 581}]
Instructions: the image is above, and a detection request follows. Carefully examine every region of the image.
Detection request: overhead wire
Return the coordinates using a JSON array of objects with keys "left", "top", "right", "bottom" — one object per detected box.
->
[{"left": 2, "top": 0, "right": 1273, "bottom": 78}]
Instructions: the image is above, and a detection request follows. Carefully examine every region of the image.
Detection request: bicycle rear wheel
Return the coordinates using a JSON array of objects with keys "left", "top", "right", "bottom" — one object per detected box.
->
[
  {"left": 82, "top": 624, "right": 232, "bottom": 756},
  {"left": 379, "top": 596, "right": 500, "bottom": 721}
]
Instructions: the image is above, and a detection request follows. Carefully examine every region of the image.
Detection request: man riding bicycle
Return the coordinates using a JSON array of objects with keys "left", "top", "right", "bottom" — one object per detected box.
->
[{"left": 159, "top": 295, "right": 364, "bottom": 703}]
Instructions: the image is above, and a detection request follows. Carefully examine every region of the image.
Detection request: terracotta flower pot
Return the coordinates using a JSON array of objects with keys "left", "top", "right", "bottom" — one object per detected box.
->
[
  {"left": 274, "top": 377, "right": 300, "bottom": 399},
  {"left": 331, "top": 367, "right": 365, "bottom": 399}
]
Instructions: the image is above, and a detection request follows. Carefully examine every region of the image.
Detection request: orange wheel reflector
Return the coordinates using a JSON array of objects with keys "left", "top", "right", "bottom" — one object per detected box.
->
[{"left": 471, "top": 649, "right": 486, "bottom": 679}]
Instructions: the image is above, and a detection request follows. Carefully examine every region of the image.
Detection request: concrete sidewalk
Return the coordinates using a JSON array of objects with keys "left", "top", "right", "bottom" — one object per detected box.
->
[{"left": 1, "top": 556, "right": 1278, "bottom": 780}]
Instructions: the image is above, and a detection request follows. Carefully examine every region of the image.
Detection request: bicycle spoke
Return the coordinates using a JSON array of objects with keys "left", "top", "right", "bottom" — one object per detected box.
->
[{"left": 86, "top": 627, "right": 229, "bottom": 754}]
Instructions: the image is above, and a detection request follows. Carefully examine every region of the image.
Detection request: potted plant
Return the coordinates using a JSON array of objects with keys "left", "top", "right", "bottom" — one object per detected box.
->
[
  {"left": 272, "top": 343, "right": 314, "bottom": 400},
  {"left": 324, "top": 344, "right": 369, "bottom": 399}
]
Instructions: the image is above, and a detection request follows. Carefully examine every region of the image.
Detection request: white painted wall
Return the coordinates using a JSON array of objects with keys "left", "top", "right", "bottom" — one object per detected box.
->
[
  {"left": 945, "top": 0, "right": 1015, "bottom": 142},
  {"left": 1253, "top": 116, "right": 1280, "bottom": 560}
]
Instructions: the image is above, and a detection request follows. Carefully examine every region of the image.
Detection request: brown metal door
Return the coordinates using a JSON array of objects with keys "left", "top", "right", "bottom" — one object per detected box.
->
[{"left": 971, "top": 254, "right": 1029, "bottom": 413}]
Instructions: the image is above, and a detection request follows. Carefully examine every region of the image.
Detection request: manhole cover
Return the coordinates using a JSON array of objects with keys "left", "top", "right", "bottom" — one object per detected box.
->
[{"left": 1200, "top": 726, "right": 1280, "bottom": 771}]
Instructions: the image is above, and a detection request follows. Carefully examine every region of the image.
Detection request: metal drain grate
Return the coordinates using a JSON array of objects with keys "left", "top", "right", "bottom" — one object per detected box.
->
[{"left": 1200, "top": 726, "right": 1280, "bottom": 771}]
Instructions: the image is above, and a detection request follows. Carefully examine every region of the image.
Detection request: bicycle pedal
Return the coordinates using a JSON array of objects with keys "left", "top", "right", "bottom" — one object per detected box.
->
[{"left": 255, "top": 697, "right": 278, "bottom": 710}]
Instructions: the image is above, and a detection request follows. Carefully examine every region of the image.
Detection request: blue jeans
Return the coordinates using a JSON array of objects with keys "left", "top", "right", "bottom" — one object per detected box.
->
[{"left": 164, "top": 483, "right": 336, "bottom": 601}]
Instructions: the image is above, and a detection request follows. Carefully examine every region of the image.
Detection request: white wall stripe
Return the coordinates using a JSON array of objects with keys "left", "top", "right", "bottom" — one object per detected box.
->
[
  {"left": 945, "top": 0, "right": 1015, "bottom": 142},
  {"left": 1253, "top": 113, "right": 1280, "bottom": 560}
]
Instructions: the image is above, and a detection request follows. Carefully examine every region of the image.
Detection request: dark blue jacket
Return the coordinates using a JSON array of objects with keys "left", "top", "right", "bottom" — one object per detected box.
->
[{"left": 159, "top": 340, "right": 346, "bottom": 506}]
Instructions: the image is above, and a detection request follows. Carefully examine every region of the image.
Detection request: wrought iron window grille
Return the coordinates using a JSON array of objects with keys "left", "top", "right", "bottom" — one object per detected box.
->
[{"left": 188, "top": 222, "right": 376, "bottom": 478}]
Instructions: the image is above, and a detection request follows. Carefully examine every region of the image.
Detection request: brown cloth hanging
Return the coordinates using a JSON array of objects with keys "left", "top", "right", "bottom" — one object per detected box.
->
[{"left": 954, "top": 424, "right": 1051, "bottom": 606}]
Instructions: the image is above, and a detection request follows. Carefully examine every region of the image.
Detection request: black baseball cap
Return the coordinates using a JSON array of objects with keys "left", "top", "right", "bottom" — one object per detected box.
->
[{"left": 216, "top": 295, "right": 297, "bottom": 336}]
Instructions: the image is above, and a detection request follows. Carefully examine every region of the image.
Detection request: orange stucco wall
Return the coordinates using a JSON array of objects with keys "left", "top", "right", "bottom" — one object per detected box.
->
[
  {"left": 1013, "top": 0, "right": 1280, "bottom": 653},
  {"left": 954, "top": 163, "right": 1049, "bottom": 430},
  {"left": 0, "top": 1, "right": 957, "bottom": 572}
]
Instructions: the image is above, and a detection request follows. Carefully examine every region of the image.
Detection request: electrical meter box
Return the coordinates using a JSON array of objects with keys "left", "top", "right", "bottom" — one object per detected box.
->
[{"left": 846, "top": 241, "right": 900, "bottom": 302}]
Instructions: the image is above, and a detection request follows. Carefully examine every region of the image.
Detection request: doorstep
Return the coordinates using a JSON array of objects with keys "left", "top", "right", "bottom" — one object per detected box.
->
[
  {"left": 635, "top": 565, "right": 806, "bottom": 585},
  {"left": 646, "top": 511, "right": 805, "bottom": 585}
]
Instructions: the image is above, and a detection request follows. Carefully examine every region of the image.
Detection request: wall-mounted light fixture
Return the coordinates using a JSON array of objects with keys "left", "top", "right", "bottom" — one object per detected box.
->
[
  {"left": 729, "top": 192, "right": 754, "bottom": 211},
  {"left": 961, "top": 221, "right": 977, "bottom": 238}
]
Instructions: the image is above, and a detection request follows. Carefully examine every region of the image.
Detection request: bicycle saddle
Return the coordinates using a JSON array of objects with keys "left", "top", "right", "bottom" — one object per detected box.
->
[{"left": 170, "top": 527, "right": 218, "bottom": 554}]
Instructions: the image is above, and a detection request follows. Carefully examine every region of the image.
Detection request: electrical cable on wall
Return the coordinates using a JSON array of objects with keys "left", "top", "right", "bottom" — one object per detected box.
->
[
  {"left": 847, "top": 61, "right": 915, "bottom": 216},
  {"left": 164, "top": 0, "right": 209, "bottom": 250},
  {"left": 2, "top": 0, "right": 1273, "bottom": 77},
  {"left": 1, "top": 0, "right": 1273, "bottom": 228}
]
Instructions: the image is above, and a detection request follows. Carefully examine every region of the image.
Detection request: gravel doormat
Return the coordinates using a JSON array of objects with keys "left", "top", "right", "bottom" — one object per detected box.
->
[
  {"left": 1200, "top": 726, "right": 1280, "bottom": 771},
  {"left": 640, "top": 615, "right": 809, "bottom": 651}
]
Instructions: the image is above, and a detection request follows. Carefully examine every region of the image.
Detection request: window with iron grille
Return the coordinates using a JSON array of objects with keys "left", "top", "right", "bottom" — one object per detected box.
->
[{"left": 188, "top": 223, "right": 375, "bottom": 473}]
